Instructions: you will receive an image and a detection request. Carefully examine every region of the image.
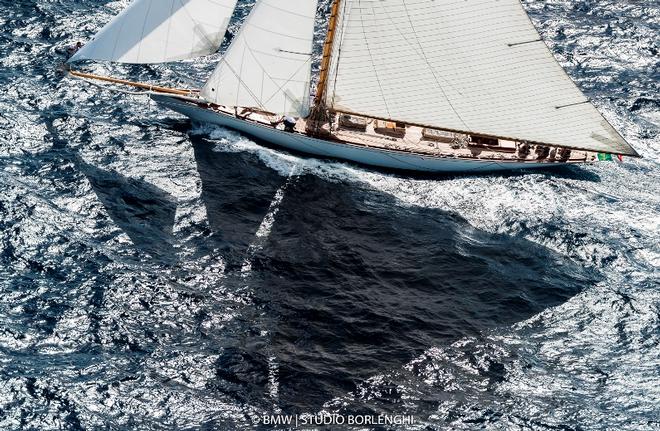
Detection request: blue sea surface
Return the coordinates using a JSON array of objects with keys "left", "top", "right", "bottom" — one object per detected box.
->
[{"left": 0, "top": 0, "right": 658, "bottom": 429}]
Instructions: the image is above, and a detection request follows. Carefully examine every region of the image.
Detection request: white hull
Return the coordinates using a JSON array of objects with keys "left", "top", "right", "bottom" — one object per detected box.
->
[{"left": 152, "top": 94, "right": 571, "bottom": 173}]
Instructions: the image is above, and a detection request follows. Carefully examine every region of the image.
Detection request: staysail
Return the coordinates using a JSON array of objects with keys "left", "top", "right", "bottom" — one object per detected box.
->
[
  {"left": 201, "top": 0, "right": 318, "bottom": 117},
  {"left": 324, "top": 0, "right": 638, "bottom": 156},
  {"left": 68, "top": 0, "right": 238, "bottom": 64}
]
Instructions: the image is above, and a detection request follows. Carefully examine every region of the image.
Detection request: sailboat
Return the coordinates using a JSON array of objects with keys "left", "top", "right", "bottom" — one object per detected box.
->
[{"left": 66, "top": 0, "right": 639, "bottom": 173}]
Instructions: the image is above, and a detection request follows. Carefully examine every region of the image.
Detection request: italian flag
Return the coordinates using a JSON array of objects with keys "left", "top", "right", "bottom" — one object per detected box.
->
[{"left": 598, "top": 153, "right": 624, "bottom": 162}]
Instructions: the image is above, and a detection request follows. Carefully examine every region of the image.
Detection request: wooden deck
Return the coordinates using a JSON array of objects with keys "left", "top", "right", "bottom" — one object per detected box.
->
[{"left": 209, "top": 105, "right": 596, "bottom": 165}]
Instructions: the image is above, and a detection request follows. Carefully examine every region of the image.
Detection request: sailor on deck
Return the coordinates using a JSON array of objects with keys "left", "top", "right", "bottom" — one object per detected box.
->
[
  {"left": 67, "top": 41, "right": 83, "bottom": 58},
  {"left": 282, "top": 116, "right": 297, "bottom": 132}
]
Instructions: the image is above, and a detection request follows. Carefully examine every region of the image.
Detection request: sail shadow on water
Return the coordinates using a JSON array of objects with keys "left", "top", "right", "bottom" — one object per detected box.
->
[
  {"left": 39, "top": 107, "right": 178, "bottom": 260},
  {"left": 225, "top": 175, "right": 601, "bottom": 413},
  {"left": 78, "top": 160, "right": 177, "bottom": 261},
  {"left": 190, "top": 134, "right": 289, "bottom": 270}
]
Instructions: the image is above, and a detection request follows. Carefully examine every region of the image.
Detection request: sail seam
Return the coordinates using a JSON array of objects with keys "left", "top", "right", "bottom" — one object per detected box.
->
[
  {"left": 555, "top": 101, "right": 590, "bottom": 110},
  {"left": 135, "top": 0, "right": 155, "bottom": 62},
  {"left": 277, "top": 49, "right": 313, "bottom": 56},
  {"left": 396, "top": 1, "right": 470, "bottom": 130},
  {"left": 329, "top": 0, "right": 349, "bottom": 110},
  {"left": 359, "top": 3, "right": 391, "bottom": 118},
  {"left": 164, "top": 0, "right": 175, "bottom": 60},
  {"left": 109, "top": 2, "right": 132, "bottom": 60},
  {"left": 259, "top": 1, "right": 318, "bottom": 19}
]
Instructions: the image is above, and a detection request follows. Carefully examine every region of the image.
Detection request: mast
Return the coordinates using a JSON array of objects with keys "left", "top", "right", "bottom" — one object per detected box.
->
[
  {"left": 308, "top": 0, "right": 341, "bottom": 126},
  {"left": 315, "top": 0, "right": 341, "bottom": 107}
]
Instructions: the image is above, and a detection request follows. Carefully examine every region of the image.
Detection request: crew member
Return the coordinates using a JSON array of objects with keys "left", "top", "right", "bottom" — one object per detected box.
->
[
  {"left": 67, "top": 41, "right": 83, "bottom": 58},
  {"left": 283, "top": 116, "right": 297, "bottom": 132}
]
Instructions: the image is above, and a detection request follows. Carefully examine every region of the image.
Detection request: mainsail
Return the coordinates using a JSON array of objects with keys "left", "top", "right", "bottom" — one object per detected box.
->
[
  {"left": 324, "top": 0, "right": 638, "bottom": 156},
  {"left": 68, "top": 0, "right": 238, "bottom": 64},
  {"left": 201, "top": 0, "right": 318, "bottom": 117}
]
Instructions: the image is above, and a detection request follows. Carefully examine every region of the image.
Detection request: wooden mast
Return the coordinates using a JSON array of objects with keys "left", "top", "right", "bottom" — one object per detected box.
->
[
  {"left": 308, "top": 0, "right": 341, "bottom": 128},
  {"left": 315, "top": 0, "right": 341, "bottom": 106}
]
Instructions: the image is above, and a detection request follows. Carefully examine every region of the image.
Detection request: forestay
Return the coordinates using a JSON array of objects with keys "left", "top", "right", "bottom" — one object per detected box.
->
[
  {"left": 201, "top": 0, "right": 318, "bottom": 117},
  {"left": 68, "top": 0, "right": 238, "bottom": 64},
  {"left": 325, "top": 0, "right": 637, "bottom": 155}
]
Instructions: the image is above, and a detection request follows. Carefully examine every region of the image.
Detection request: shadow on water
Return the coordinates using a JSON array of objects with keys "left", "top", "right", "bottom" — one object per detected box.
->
[
  {"left": 190, "top": 135, "right": 287, "bottom": 270},
  {"left": 38, "top": 107, "right": 604, "bottom": 417},
  {"left": 40, "top": 107, "right": 178, "bottom": 261},
  {"left": 360, "top": 161, "right": 602, "bottom": 183},
  {"left": 24, "top": 109, "right": 179, "bottom": 349},
  {"left": 78, "top": 160, "right": 177, "bottom": 261},
  {"left": 189, "top": 139, "right": 600, "bottom": 414}
]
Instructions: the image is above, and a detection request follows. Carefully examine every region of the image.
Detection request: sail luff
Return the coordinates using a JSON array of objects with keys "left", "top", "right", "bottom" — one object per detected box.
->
[
  {"left": 69, "top": 0, "right": 239, "bottom": 64},
  {"left": 324, "top": 0, "right": 638, "bottom": 156}
]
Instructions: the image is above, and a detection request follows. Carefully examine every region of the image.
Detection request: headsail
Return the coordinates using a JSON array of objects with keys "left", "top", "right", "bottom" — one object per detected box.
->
[
  {"left": 201, "top": 0, "right": 318, "bottom": 117},
  {"left": 68, "top": 0, "right": 238, "bottom": 64},
  {"left": 324, "top": 0, "right": 637, "bottom": 156}
]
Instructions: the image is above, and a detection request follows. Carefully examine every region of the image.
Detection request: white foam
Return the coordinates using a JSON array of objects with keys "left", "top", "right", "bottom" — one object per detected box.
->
[
  {"left": 192, "top": 121, "right": 659, "bottom": 275},
  {"left": 240, "top": 167, "right": 297, "bottom": 275},
  {"left": 266, "top": 355, "right": 281, "bottom": 411}
]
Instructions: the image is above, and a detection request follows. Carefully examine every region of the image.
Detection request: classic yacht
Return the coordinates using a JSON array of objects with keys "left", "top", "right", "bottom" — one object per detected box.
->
[{"left": 66, "top": 0, "right": 639, "bottom": 173}]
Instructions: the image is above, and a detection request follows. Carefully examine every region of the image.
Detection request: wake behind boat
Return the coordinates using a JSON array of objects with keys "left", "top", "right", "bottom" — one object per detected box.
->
[{"left": 65, "top": 0, "right": 639, "bottom": 173}]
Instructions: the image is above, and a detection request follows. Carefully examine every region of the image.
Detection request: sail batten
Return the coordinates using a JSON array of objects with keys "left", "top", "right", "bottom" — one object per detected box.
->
[
  {"left": 69, "top": 0, "right": 238, "bottom": 64},
  {"left": 324, "top": 0, "right": 637, "bottom": 156},
  {"left": 201, "top": 0, "right": 318, "bottom": 117}
]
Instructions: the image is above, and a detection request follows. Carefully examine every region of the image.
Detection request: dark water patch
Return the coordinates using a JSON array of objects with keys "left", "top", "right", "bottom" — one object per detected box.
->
[
  {"left": 191, "top": 136, "right": 287, "bottom": 270},
  {"left": 221, "top": 175, "right": 601, "bottom": 412},
  {"left": 630, "top": 97, "right": 660, "bottom": 112},
  {"left": 79, "top": 160, "right": 177, "bottom": 261}
]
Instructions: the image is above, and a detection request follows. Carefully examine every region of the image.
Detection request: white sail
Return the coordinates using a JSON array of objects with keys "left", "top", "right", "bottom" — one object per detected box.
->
[
  {"left": 324, "top": 0, "right": 637, "bottom": 156},
  {"left": 69, "top": 0, "right": 238, "bottom": 64},
  {"left": 201, "top": 0, "right": 318, "bottom": 117}
]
